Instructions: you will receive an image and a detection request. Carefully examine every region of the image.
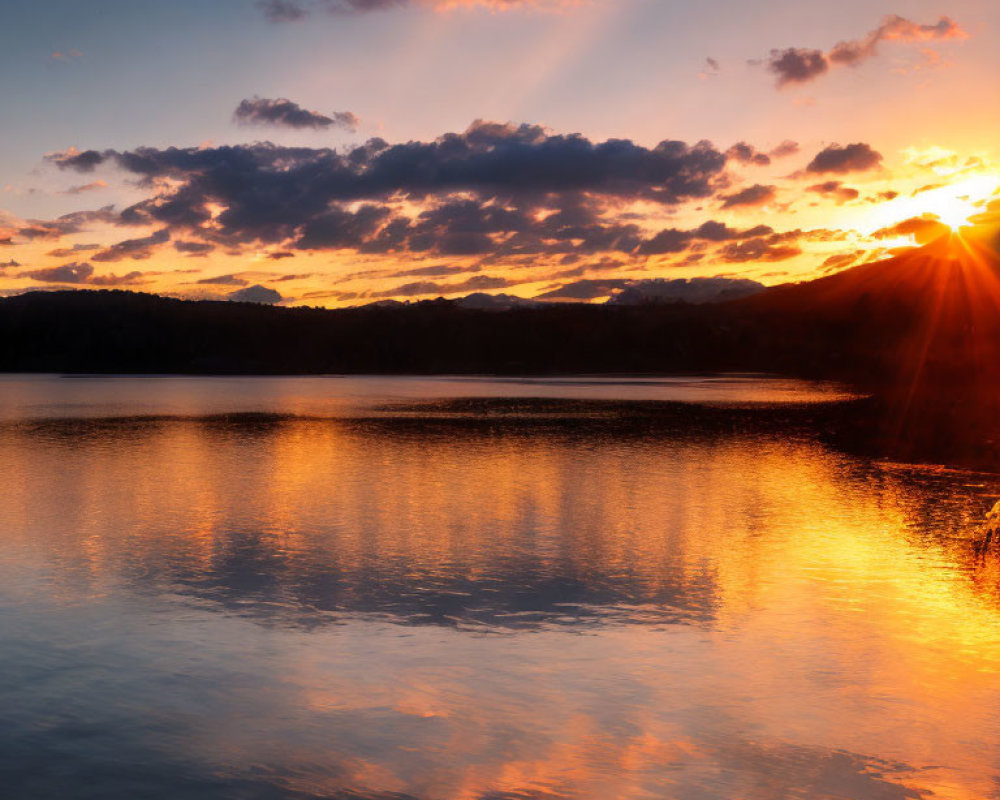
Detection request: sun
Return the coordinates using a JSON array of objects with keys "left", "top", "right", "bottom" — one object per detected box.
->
[
  {"left": 919, "top": 175, "right": 1000, "bottom": 232},
  {"left": 929, "top": 198, "right": 976, "bottom": 231},
  {"left": 922, "top": 192, "right": 977, "bottom": 231}
]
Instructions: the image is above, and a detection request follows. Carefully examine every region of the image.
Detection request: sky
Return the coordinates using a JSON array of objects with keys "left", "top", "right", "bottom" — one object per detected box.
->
[{"left": 1, "top": 0, "right": 999, "bottom": 306}]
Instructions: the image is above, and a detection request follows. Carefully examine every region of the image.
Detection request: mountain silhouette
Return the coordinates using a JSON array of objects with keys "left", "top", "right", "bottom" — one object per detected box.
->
[
  {"left": 1, "top": 226, "right": 998, "bottom": 465},
  {"left": 735, "top": 227, "right": 1000, "bottom": 390},
  {"left": 730, "top": 226, "right": 1000, "bottom": 463}
]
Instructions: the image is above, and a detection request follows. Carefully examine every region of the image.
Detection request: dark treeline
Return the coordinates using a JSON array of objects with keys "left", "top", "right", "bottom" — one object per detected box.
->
[
  {"left": 2, "top": 231, "right": 1000, "bottom": 466},
  {"left": 0, "top": 289, "right": 816, "bottom": 377}
]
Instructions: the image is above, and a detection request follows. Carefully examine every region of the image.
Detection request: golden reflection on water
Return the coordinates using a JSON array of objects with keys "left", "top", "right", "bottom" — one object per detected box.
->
[{"left": 1, "top": 399, "right": 1000, "bottom": 799}]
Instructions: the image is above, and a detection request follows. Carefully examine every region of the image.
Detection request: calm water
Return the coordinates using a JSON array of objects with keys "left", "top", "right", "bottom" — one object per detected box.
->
[{"left": 1, "top": 375, "right": 999, "bottom": 800}]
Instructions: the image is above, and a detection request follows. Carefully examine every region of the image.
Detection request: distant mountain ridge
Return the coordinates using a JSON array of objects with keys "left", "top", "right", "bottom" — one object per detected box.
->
[{"left": 0, "top": 229, "right": 996, "bottom": 389}]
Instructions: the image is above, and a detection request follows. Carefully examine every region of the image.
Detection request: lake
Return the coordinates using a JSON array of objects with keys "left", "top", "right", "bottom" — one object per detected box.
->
[{"left": 1, "top": 375, "right": 998, "bottom": 800}]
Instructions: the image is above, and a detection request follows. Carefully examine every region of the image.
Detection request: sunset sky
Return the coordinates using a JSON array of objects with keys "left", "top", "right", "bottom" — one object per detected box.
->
[{"left": 2, "top": 0, "right": 999, "bottom": 306}]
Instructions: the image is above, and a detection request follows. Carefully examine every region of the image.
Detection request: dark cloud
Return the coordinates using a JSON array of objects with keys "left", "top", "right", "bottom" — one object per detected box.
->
[
  {"left": 805, "top": 143, "right": 882, "bottom": 175},
  {"left": 88, "top": 271, "right": 146, "bottom": 287},
  {"left": 717, "top": 238, "right": 802, "bottom": 263},
  {"left": 228, "top": 284, "right": 284, "bottom": 304},
  {"left": 267, "top": 251, "right": 296, "bottom": 260},
  {"left": 297, "top": 204, "right": 393, "bottom": 250},
  {"left": 272, "top": 272, "right": 314, "bottom": 282},
  {"left": 23, "top": 261, "right": 94, "bottom": 284},
  {"left": 22, "top": 260, "right": 151, "bottom": 286},
  {"left": 761, "top": 15, "right": 965, "bottom": 88},
  {"left": 636, "top": 228, "right": 691, "bottom": 255},
  {"left": 637, "top": 221, "right": 773, "bottom": 255},
  {"left": 388, "top": 263, "right": 474, "bottom": 279},
  {"left": 197, "top": 274, "right": 248, "bottom": 286},
  {"left": 256, "top": 0, "right": 564, "bottom": 22},
  {"left": 233, "top": 97, "right": 359, "bottom": 131},
  {"left": 256, "top": 0, "right": 308, "bottom": 21},
  {"left": 17, "top": 207, "right": 118, "bottom": 240},
  {"left": 51, "top": 120, "right": 726, "bottom": 210},
  {"left": 765, "top": 48, "right": 828, "bottom": 87},
  {"left": 91, "top": 229, "right": 170, "bottom": 262},
  {"left": 46, "top": 243, "right": 101, "bottom": 257},
  {"left": 719, "top": 184, "right": 777, "bottom": 208},
  {"left": 46, "top": 122, "right": 727, "bottom": 262},
  {"left": 806, "top": 181, "right": 860, "bottom": 204},
  {"left": 726, "top": 142, "right": 771, "bottom": 167},
  {"left": 46, "top": 149, "right": 106, "bottom": 172},
  {"left": 370, "top": 273, "right": 512, "bottom": 299},
  {"left": 371, "top": 280, "right": 442, "bottom": 298},
  {"left": 769, "top": 140, "right": 800, "bottom": 159},
  {"left": 174, "top": 240, "right": 216, "bottom": 255}
]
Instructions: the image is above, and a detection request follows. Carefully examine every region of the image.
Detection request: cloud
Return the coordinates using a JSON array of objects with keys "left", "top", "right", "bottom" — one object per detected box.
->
[
  {"left": 60, "top": 180, "right": 108, "bottom": 195},
  {"left": 233, "top": 97, "right": 359, "bottom": 131},
  {"left": 765, "top": 48, "right": 828, "bottom": 87},
  {"left": 828, "top": 15, "right": 966, "bottom": 67},
  {"left": 769, "top": 141, "right": 800, "bottom": 159},
  {"left": 23, "top": 261, "right": 94, "bottom": 284},
  {"left": 699, "top": 57, "right": 721, "bottom": 80},
  {"left": 911, "top": 182, "right": 945, "bottom": 197},
  {"left": 872, "top": 215, "right": 949, "bottom": 243},
  {"left": 534, "top": 279, "right": 630, "bottom": 301},
  {"left": 88, "top": 271, "right": 147, "bottom": 286},
  {"left": 197, "top": 274, "right": 248, "bottom": 286},
  {"left": 174, "top": 240, "right": 216, "bottom": 255},
  {"left": 272, "top": 272, "right": 314, "bottom": 282},
  {"left": 22, "top": 261, "right": 148, "bottom": 286},
  {"left": 45, "top": 243, "right": 101, "bottom": 257},
  {"left": 46, "top": 147, "right": 106, "bottom": 173},
  {"left": 370, "top": 273, "right": 513, "bottom": 299},
  {"left": 257, "top": 0, "right": 309, "bottom": 21},
  {"left": 805, "top": 143, "right": 882, "bottom": 175},
  {"left": 717, "top": 238, "right": 801, "bottom": 263},
  {"left": 726, "top": 142, "right": 771, "bottom": 167},
  {"left": 257, "top": 0, "right": 570, "bottom": 21},
  {"left": 820, "top": 251, "right": 866, "bottom": 273},
  {"left": 806, "top": 181, "right": 860, "bottom": 203},
  {"left": 228, "top": 284, "right": 284, "bottom": 304},
  {"left": 91, "top": 229, "right": 170, "bottom": 262},
  {"left": 45, "top": 121, "right": 728, "bottom": 260},
  {"left": 387, "top": 263, "right": 473, "bottom": 279},
  {"left": 16, "top": 207, "right": 118, "bottom": 240},
  {"left": 867, "top": 190, "right": 899, "bottom": 203},
  {"left": 719, "top": 184, "right": 777, "bottom": 208},
  {"left": 761, "top": 15, "right": 966, "bottom": 88},
  {"left": 637, "top": 221, "right": 773, "bottom": 255}
]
